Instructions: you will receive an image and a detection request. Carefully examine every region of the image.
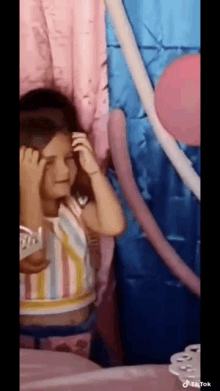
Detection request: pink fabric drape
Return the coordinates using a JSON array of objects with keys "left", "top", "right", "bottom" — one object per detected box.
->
[
  {"left": 20, "top": 0, "right": 120, "bottom": 358},
  {"left": 20, "top": 0, "right": 109, "bottom": 160}
]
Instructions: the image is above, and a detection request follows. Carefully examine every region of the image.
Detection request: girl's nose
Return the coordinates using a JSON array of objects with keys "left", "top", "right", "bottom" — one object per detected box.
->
[{"left": 56, "top": 160, "right": 69, "bottom": 180}]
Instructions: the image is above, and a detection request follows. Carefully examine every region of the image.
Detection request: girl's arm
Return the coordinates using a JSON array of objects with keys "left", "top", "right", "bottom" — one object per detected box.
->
[
  {"left": 82, "top": 171, "right": 126, "bottom": 236},
  {"left": 20, "top": 147, "right": 50, "bottom": 274},
  {"left": 72, "top": 133, "right": 126, "bottom": 236}
]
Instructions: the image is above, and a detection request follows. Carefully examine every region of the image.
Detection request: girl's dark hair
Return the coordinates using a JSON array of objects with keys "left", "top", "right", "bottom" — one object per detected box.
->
[{"left": 20, "top": 88, "right": 94, "bottom": 202}]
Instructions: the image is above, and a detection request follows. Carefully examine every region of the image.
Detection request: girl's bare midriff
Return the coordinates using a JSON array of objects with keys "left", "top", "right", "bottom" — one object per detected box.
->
[{"left": 20, "top": 305, "right": 91, "bottom": 326}]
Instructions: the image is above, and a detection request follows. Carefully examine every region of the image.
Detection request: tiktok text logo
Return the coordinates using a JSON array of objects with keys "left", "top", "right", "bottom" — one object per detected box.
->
[{"left": 183, "top": 380, "right": 211, "bottom": 388}]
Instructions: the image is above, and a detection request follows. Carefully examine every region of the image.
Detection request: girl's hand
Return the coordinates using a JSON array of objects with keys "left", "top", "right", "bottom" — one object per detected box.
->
[
  {"left": 72, "top": 133, "right": 100, "bottom": 176},
  {"left": 20, "top": 257, "right": 50, "bottom": 274},
  {"left": 20, "top": 147, "right": 47, "bottom": 194}
]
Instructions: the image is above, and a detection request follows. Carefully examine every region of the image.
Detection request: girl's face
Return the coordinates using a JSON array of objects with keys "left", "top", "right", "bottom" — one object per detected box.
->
[{"left": 40, "top": 132, "right": 77, "bottom": 200}]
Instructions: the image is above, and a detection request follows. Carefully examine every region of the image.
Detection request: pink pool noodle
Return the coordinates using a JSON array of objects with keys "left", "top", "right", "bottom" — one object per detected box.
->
[{"left": 108, "top": 109, "right": 200, "bottom": 298}]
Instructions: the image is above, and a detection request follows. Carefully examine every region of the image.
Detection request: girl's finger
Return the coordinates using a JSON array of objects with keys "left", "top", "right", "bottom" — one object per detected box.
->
[
  {"left": 72, "top": 138, "right": 93, "bottom": 151},
  {"left": 20, "top": 146, "right": 26, "bottom": 162},
  {"left": 73, "top": 145, "right": 91, "bottom": 154},
  {"left": 72, "top": 132, "right": 87, "bottom": 138},
  {"left": 24, "top": 148, "right": 34, "bottom": 162},
  {"left": 39, "top": 157, "right": 47, "bottom": 171},
  {"left": 32, "top": 150, "right": 39, "bottom": 164}
]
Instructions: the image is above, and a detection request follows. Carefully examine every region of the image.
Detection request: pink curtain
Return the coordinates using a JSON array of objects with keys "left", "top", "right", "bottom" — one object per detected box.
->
[
  {"left": 20, "top": 0, "right": 123, "bottom": 362},
  {"left": 20, "top": 0, "right": 109, "bottom": 160}
]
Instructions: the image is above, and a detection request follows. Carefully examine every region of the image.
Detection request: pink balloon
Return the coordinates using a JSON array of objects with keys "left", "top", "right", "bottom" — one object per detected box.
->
[
  {"left": 108, "top": 109, "right": 200, "bottom": 298},
  {"left": 155, "top": 54, "right": 200, "bottom": 146}
]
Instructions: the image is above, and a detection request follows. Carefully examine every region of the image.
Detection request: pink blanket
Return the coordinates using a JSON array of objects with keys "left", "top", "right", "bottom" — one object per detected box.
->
[{"left": 20, "top": 349, "right": 188, "bottom": 390}]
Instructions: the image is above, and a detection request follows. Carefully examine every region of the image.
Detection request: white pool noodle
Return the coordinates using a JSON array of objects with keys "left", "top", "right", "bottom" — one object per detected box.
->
[{"left": 104, "top": 0, "right": 200, "bottom": 201}]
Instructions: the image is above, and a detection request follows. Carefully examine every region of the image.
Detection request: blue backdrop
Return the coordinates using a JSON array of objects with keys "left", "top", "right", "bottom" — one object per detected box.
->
[{"left": 106, "top": 0, "right": 200, "bottom": 365}]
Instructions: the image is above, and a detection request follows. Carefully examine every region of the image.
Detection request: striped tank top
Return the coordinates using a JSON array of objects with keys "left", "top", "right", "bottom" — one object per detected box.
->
[{"left": 20, "top": 197, "right": 96, "bottom": 315}]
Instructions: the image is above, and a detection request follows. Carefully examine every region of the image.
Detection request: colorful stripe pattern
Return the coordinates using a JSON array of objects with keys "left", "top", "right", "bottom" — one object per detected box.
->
[{"left": 20, "top": 197, "right": 96, "bottom": 315}]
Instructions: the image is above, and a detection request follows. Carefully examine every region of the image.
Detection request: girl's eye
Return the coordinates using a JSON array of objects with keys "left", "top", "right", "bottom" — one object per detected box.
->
[{"left": 65, "top": 155, "right": 75, "bottom": 161}]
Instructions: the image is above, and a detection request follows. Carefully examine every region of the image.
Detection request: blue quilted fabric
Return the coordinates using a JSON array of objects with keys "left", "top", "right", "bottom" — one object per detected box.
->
[{"left": 106, "top": 0, "right": 200, "bottom": 365}]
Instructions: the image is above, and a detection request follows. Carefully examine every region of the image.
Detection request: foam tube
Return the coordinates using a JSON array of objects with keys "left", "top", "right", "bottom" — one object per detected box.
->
[
  {"left": 108, "top": 110, "right": 200, "bottom": 298},
  {"left": 104, "top": 0, "right": 200, "bottom": 201}
]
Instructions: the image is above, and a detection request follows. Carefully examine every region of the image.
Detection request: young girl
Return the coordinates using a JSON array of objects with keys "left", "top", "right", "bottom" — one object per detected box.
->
[{"left": 19, "top": 88, "right": 126, "bottom": 363}]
